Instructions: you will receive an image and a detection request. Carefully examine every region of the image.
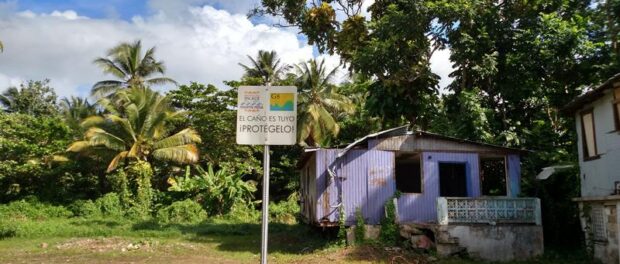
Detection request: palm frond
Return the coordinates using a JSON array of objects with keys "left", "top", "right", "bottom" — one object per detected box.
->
[
  {"left": 91, "top": 80, "right": 124, "bottom": 97},
  {"left": 145, "top": 77, "right": 177, "bottom": 86},
  {"left": 80, "top": 115, "right": 106, "bottom": 128},
  {"left": 84, "top": 127, "right": 127, "bottom": 151},
  {"left": 67, "top": 140, "right": 92, "bottom": 152},
  {"left": 153, "top": 128, "right": 202, "bottom": 149},
  {"left": 152, "top": 144, "right": 200, "bottom": 164},
  {"left": 107, "top": 151, "right": 129, "bottom": 172}
]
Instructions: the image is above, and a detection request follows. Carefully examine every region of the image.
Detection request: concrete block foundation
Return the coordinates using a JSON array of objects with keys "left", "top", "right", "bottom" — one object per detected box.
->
[{"left": 436, "top": 224, "right": 544, "bottom": 261}]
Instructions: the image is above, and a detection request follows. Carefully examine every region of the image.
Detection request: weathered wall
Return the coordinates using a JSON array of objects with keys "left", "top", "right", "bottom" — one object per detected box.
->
[
  {"left": 315, "top": 149, "right": 340, "bottom": 224},
  {"left": 300, "top": 154, "right": 317, "bottom": 224},
  {"left": 507, "top": 155, "right": 521, "bottom": 197},
  {"left": 438, "top": 224, "right": 544, "bottom": 262},
  {"left": 397, "top": 152, "right": 481, "bottom": 222},
  {"left": 577, "top": 201, "right": 620, "bottom": 264},
  {"left": 575, "top": 90, "right": 620, "bottom": 197},
  {"left": 314, "top": 149, "right": 396, "bottom": 225}
]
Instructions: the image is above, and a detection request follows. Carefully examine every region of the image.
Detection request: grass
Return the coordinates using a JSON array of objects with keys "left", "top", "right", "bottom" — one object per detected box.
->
[{"left": 0, "top": 215, "right": 593, "bottom": 263}]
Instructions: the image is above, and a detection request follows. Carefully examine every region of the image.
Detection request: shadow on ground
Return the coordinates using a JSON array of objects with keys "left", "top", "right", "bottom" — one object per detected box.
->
[{"left": 132, "top": 220, "right": 337, "bottom": 255}]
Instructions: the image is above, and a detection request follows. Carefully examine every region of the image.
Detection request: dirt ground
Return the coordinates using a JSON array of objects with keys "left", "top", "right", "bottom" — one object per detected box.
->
[{"left": 0, "top": 237, "right": 435, "bottom": 264}]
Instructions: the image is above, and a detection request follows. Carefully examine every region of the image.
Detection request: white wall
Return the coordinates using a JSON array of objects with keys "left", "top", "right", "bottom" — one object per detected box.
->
[{"left": 575, "top": 90, "right": 620, "bottom": 197}]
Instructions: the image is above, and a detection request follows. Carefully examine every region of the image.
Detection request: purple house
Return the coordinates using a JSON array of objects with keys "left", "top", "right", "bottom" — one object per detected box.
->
[{"left": 299, "top": 126, "right": 544, "bottom": 261}]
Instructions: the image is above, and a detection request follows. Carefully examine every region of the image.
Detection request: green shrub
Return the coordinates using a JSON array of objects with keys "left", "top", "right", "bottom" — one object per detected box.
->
[
  {"left": 156, "top": 199, "right": 207, "bottom": 224},
  {"left": 223, "top": 201, "right": 260, "bottom": 222},
  {"left": 355, "top": 207, "right": 365, "bottom": 244},
  {"left": 379, "top": 196, "right": 399, "bottom": 246},
  {"left": 168, "top": 164, "right": 256, "bottom": 216},
  {"left": 68, "top": 199, "right": 100, "bottom": 217},
  {"left": 95, "top": 193, "right": 123, "bottom": 217},
  {"left": 0, "top": 198, "right": 72, "bottom": 220},
  {"left": 269, "top": 193, "right": 300, "bottom": 224}
]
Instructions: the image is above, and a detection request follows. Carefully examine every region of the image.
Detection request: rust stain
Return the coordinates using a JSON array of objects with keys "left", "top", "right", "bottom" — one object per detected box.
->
[{"left": 371, "top": 178, "right": 387, "bottom": 186}]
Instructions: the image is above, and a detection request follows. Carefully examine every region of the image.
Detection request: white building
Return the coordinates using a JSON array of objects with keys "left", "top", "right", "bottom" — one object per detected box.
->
[{"left": 564, "top": 73, "right": 620, "bottom": 264}]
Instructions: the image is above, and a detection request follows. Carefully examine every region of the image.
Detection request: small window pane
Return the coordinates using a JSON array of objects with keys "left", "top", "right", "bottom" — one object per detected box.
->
[
  {"left": 582, "top": 112, "right": 597, "bottom": 157},
  {"left": 395, "top": 156, "right": 421, "bottom": 193},
  {"left": 481, "top": 157, "right": 507, "bottom": 196}
]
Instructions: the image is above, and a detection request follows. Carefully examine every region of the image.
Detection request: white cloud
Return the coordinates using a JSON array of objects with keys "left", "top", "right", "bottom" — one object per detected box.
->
[
  {"left": 430, "top": 48, "right": 455, "bottom": 91},
  {"left": 0, "top": 0, "right": 452, "bottom": 99},
  {"left": 0, "top": 4, "right": 316, "bottom": 98}
]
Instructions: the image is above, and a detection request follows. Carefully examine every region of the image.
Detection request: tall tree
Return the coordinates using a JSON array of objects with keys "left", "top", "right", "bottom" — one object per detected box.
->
[
  {"left": 0, "top": 79, "right": 58, "bottom": 116},
  {"left": 68, "top": 87, "right": 201, "bottom": 172},
  {"left": 168, "top": 82, "right": 258, "bottom": 167},
  {"left": 239, "top": 50, "right": 290, "bottom": 85},
  {"left": 255, "top": 1, "right": 442, "bottom": 126},
  {"left": 92, "top": 40, "right": 177, "bottom": 97},
  {"left": 295, "top": 59, "right": 353, "bottom": 146}
]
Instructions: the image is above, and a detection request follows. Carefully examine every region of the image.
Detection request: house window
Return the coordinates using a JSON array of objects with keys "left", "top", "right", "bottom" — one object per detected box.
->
[
  {"left": 480, "top": 157, "right": 507, "bottom": 196},
  {"left": 613, "top": 88, "right": 620, "bottom": 131},
  {"left": 395, "top": 154, "right": 422, "bottom": 193},
  {"left": 580, "top": 109, "right": 598, "bottom": 160},
  {"left": 439, "top": 162, "right": 468, "bottom": 197}
]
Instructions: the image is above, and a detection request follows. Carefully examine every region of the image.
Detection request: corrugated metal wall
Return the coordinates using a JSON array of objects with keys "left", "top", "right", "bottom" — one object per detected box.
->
[
  {"left": 340, "top": 150, "right": 369, "bottom": 224},
  {"left": 308, "top": 149, "right": 522, "bottom": 225},
  {"left": 300, "top": 154, "right": 317, "bottom": 224},
  {"left": 315, "top": 149, "right": 340, "bottom": 223},
  {"left": 366, "top": 150, "right": 396, "bottom": 224},
  {"left": 312, "top": 149, "right": 397, "bottom": 225},
  {"left": 397, "top": 152, "right": 481, "bottom": 223},
  {"left": 507, "top": 154, "right": 521, "bottom": 197}
]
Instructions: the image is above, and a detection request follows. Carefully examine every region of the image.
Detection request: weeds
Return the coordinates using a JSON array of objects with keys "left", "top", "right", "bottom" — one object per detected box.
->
[{"left": 156, "top": 199, "right": 207, "bottom": 224}]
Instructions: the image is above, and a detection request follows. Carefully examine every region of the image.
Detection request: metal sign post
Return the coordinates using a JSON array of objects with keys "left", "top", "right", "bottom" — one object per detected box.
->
[
  {"left": 236, "top": 86, "right": 297, "bottom": 264},
  {"left": 261, "top": 144, "right": 269, "bottom": 264}
]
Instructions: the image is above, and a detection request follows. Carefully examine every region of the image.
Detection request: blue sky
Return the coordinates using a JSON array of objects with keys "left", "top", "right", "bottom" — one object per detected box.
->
[
  {"left": 0, "top": 0, "right": 452, "bottom": 97},
  {"left": 9, "top": 0, "right": 148, "bottom": 20}
]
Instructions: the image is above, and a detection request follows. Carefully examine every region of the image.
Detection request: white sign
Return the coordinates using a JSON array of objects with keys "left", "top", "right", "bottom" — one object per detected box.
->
[{"left": 236, "top": 86, "right": 297, "bottom": 145}]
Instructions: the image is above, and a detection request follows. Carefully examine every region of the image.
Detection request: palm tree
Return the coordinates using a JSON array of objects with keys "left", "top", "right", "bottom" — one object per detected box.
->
[
  {"left": 68, "top": 86, "right": 201, "bottom": 172},
  {"left": 92, "top": 40, "right": 177, "bottom": 97},
  {"left": 295, "top": 59, "right": 354, "bottom": 146},
  {"left": 59, "top": 96, "right": 98, "bottom": 132},
  {"left": 239, "top": 50, "right": 290, "bottom": 85}
]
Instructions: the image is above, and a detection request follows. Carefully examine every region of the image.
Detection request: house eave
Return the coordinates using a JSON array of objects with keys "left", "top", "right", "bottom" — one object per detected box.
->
[{"left": 562, "top": 72, "right": 620, "bottom": 114}]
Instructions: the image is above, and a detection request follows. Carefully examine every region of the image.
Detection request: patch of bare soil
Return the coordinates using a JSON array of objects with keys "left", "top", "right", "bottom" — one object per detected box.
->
[
  {"left": 345, "top": 245, "right": 436, "bottom": 264},
  {"left": 54, "top": 237, "right": 156, "bottom": 253}
]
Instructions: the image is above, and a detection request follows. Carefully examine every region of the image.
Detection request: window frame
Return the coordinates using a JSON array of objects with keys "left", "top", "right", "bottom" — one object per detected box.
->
[
  {"left": 394, "top": 154, "right": 423, "bottom": 194},
  {"left": 580, "top": 108, "right": 600, "bottom": 161}
]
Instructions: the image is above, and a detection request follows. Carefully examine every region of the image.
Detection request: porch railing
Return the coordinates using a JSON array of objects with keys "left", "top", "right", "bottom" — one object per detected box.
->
[{"left": 437, "top": 197, "right": 542, "bottom": 225}]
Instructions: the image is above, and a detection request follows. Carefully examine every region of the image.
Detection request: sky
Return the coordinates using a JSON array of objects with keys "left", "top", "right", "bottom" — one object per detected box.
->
[{"left": 0, "top": 0, "right": 453, "bottom": 98}]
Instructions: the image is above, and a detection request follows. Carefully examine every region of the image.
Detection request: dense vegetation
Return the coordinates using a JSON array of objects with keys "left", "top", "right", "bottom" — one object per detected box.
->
[{"left": 1, "top": 1, "right": 620, "bottom": 257}]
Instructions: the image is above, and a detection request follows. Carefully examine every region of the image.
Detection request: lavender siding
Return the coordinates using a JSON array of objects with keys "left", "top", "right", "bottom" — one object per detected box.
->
[
  {"left": 310, "top": 149, "right": 396, "bottom": 225},
  {"left": 397, "top": 152, "right": 481, "bottom": 223},
  {"left": 305, "top": 149, "right": 522, "bottom": 225},
  {"left": 366, "top": 150, "right": 396, "bottom": 224},
  {"left": 341, "top": 149, "right": 368, "bottom": 224},
  {"left": 315, "top": 149, "right": 340, "bottom": 223},
  {"left": 507, "top": 155, "right": 521, "bottom": 197}
]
